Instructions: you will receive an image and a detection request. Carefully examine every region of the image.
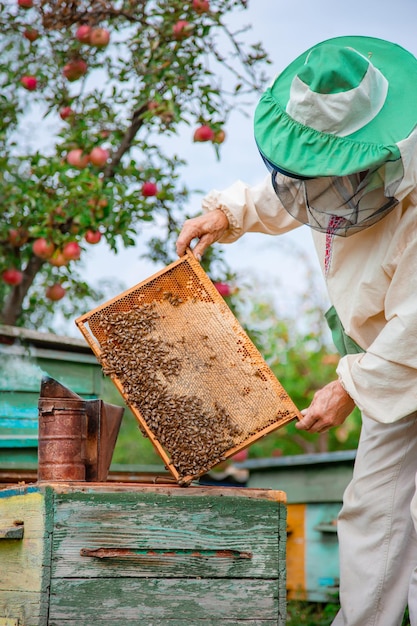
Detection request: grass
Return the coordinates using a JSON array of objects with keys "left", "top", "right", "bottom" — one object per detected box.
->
[
  {"left": 287, "top": 602, "right": 411, "bottom": 625},
  {"left": 287, "top": 602, "right": 339, "bottom": 625}
]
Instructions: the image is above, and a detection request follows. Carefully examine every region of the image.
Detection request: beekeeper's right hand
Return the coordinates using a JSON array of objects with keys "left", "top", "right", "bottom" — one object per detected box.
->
[{"left": 176, "top": 208, "right": 229, "bottom": 260}]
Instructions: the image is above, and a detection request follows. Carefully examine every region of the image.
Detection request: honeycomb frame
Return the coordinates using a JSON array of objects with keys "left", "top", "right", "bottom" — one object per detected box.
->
[{"left": 76, "top": 250, "right": 301, "bottom": 485}]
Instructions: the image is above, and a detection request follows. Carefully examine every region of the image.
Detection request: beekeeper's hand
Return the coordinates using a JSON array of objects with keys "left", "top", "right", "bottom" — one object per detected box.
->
[
  {"left": 296, "top": 380, "right": 355, "bottom": 433},
  {"left": 176, "top": 209, "right": 229, "bottom": 260}
]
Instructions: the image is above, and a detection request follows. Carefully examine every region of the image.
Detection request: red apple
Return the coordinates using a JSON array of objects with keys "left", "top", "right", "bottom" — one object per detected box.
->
[
  {"left": 213, "top": 281, "right": 232, "bottom": 297},
  {"left": 8, "top": 228, "right": 28, "bottom": 247},
  {"left": 172, "top": 20, "right": 193, "bottom": 40},
  {"left": 62, "top": 241, "right": 81, "bottom": 261},
  {"left": 20, "top": 75, "right": 37, "bottom": 91},
  {"left": 193, "top": 125, "right": 215, "bottom": 142},
  {"left": 2, "top": 268, "right": 23, "bottom": 285},
  {"left": 18, "top": 0, "right": 33, "bottom": 8},
  {"left": 192, "top": 0, "right": 210, "bottom": 13},
  {"left": 89, "top": 28, "right": 110, "bottom": 48},
  {"left": 232, "top": 449, "right": 248, "bottom": 462},
  {"left": 32, "top": 238, "right": 55, "bottom": 259},
  {"left": 141, "top": 182, "right": 158, "bottom": 197},
  {"left": 89, "top": 146, "right": 109, "bottom": 167},
  {"left": 212, "top": 129, "right": 226, "bottom": 144},
  {"left": 23, "top": 27, "right": 39, "bottom": 42},
  {"left": 84, "top": 230, "right": 102, "bottom": 244},
  {"left": 66, "top": 149, "right": 89, "bottom": 168},
  {"left": 63, "top": 59, "right": 88, "bottom": 82},
  {"left": 75, "top": 24, "right": 92, "bottom": 43},
  {"left": 45, "top": 283, "right": 66, "bottom": 301},
  {"left": 59, "top": 106, "right": 75, "bottom": 120}
]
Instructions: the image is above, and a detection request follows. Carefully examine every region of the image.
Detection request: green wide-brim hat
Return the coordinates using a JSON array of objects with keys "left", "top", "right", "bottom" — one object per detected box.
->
[{"left": 254, "top": 35, "right": 417, "bottom": 178}]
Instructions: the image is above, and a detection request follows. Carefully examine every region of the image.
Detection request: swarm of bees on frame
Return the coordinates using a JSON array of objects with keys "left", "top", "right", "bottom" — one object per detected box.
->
[{"left": 96, "top": 302, "right": 244, "bottom": 481}]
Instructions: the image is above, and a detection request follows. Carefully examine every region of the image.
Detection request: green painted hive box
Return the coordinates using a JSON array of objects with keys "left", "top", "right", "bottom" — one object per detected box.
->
[
  {"left": 0, "top": 325, "right": 106, "bottom": 466},
  {"left": 0, "top": 482, "right": 287, "bottom": 625},
  {"left": 238, "top": 451, "right": 356, "bottom": 603}
]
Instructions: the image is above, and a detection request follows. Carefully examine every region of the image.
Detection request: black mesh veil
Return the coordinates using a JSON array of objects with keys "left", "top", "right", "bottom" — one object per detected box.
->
[{"left": 261, "top": 153, "right": 404, "bottom": 237}]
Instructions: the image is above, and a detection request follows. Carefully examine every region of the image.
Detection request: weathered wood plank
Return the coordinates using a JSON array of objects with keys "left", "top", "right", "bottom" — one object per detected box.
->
[
  {"left": 49, "top": 577, "right": 280, "bottom": 622},
  {"left": 0, "top": 590, "right": 48, "bottom": 626},
  {"left": 0, "top": 491, "right": 45, "bottom": 593},
  {"left": 35, "top": 358, "right": 102, "bottom": 396},
  {"left": 0, "top": 392, "right": 40, "bottom": 417},
  {"left": 47, "top": 482, "right": 286, "bottom": 501},
  {"left": 0, "top": 618, "right": 20, "bottom": 626},
  {"left": 48, "top": 620, "right": 278, "bottom": 625},
  {"left": 0, "top": 354, "right": 101, "bottom": 395},
  {"left": 52, "top": 490, "right": 284, "bottom": 579},
  {"left": 247, "top": 462, "right": 353, "bottom": 504},
  {"left": 0, "top": 523, "right": 23, "bottom": 539},
  {"left": 0, "top": 487, "right": 53, "bottom": 626}
]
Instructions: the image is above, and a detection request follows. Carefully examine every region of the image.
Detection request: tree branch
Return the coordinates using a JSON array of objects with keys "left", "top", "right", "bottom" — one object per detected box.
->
[
  {"left": 1, "top": 255, "right": 44, "bottom": 326},
  {"left": 102, "top": 104, "right": 149, "bottom": 179}
]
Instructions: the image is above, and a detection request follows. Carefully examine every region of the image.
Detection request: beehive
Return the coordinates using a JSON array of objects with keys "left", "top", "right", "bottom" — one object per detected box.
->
[
  {"left": 0, "top": 482, "right": 288, "bottom": 625},
  {"left": 76, "top": 250, "right": 301, "bottom": 485}
]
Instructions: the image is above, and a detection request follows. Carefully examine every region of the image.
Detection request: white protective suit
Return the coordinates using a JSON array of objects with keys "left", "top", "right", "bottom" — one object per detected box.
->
[{"left": 202, "top": 175, "right": 417, "bottom": 626}]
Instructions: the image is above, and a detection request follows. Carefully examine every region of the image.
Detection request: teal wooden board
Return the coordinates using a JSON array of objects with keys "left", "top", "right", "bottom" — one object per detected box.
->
[
  {"left": 50, "top": 620, "right": 274, "bottom": 626},
  {"left": 0, "top": 422, "right": 38, "bottom": 434},
  {"left": 247, "top": 466, "right": 352, "bottom": 503},
  {"left": 51, "top": 491, "right": 283, "bottom": 580},
  {"left": 29, "top": 358, "right": 102, "bottom": 396},
  {"left": 48, "top": 615, "right": 276, "bottom": 626},
  {"left": 20, "top": 347, "right": 99, "bottom": 365},
  {"left": 0, "top": 392, "right": 41, "bottom": 411},
  {"left": 304, "top": 503, "right": 341, "bottom": 602},
  {"left": 0, "top": 393, "right": 39, "bottom": 454},
  {"left": 0, "top": 355, "right": 103, "bottom": 396},
  {"left": 0, "top": 435, "right": 38, "bottom": 447},
  {"left": 0, "top": 484, "right": 40, "bottom": 498},
  {"left": 0, "top": 447, "right": 38, "bottom": 464},
  {"left": 0, "top": 395, "right": 39, "bottom": 433},
  {"left": 49, "top": 577, "right": 280, "bottom": 623},
  {"left": 244, "top": 452, "right": 355, "bottom": 503}
]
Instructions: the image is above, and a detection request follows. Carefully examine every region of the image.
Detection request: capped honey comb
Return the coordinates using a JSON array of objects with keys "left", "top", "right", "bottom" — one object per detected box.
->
[{"left": 76, "top": 250, "right": 301, "bottom": 485}]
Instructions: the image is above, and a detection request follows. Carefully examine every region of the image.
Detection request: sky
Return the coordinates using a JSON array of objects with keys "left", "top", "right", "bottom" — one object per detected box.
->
[{"left": 43, "top": 0, "right": 417, "bottom": 336}]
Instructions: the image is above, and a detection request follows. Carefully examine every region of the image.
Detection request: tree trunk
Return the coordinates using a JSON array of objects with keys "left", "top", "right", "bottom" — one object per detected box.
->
[{"left": 1, "top": 255, "right": 44, "bottom": 326}]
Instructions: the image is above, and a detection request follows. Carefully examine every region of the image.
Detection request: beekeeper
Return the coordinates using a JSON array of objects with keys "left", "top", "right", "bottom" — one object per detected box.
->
[{"left": 176, "top": 36, "right": 417, "bottom": 626}]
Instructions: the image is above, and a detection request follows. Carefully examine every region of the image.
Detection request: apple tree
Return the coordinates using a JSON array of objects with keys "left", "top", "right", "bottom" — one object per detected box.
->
[{"left": 0, "top": 0, "right": 270, "bottom": 329}]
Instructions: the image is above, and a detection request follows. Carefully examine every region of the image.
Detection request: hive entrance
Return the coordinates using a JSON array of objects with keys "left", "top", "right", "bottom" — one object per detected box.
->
[{"left": 76, "top": 251, "right": 301, "bottom": 485}]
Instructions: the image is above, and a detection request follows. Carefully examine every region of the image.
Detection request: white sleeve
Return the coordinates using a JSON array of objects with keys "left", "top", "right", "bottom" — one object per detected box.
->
[
  {"left": 201, "top": 175, "right": 302, "bottom": 243},
  {"left": 336, "top": 232, "right": 417, "bottom": 423}
]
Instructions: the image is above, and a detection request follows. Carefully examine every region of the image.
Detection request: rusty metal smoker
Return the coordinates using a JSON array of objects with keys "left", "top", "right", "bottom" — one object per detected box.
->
[{"left": 37, "top": 376, "right": 124, "bottom": 482}]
